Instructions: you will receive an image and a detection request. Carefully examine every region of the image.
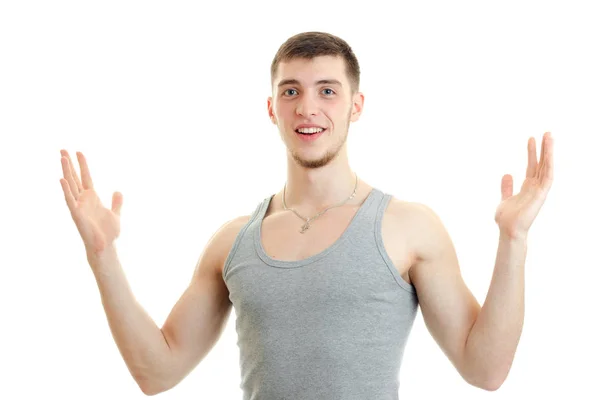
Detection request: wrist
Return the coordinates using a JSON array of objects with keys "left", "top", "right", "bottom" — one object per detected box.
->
[
  {"left": 499, "top": 228, "right": 528, "bottom": 243},
  {"left": 87, "top": 244, "right": 119, "bottom": 271}
]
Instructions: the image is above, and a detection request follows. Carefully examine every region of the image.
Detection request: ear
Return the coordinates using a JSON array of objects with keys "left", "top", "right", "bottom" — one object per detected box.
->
[
  {"left": 349, "top": 92, "right": 365, "bottom": 122},
  {"left": 267, "top": 96, "right": 277, "bottom": 125}
]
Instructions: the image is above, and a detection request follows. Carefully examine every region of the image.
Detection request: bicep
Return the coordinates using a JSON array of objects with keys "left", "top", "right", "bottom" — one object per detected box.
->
[
  {"left": 161, "top": 259, "right": 233, "bottom": 378},
  {"left": 408, "top": 205, "right": 481, "bottom": 375},
  {"left": 160, "top": 217, "right": 247, "bottom": 385}
]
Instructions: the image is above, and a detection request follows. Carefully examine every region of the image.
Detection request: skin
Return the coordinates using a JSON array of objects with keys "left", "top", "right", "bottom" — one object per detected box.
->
[
  {"left": 267, "top": 54, "right": 554, "bottom": 390},
  {"left": 59, "top": 53, "right": 553, "bottom": 394},
  {"left": 267, "top": 55, "right": 366, "bottom": 215}
]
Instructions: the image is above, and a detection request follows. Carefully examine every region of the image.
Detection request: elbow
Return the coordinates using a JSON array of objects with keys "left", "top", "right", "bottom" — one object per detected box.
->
[
  {"left": 479, "top": 378, "right": 504, "bottom": 392},
  {"left": 461, "top": 353, "right": 511, "bottom": 391},
  {"left": 134, "top": 372, "right": 172, "bottom": 396},
  {"left": 137, "top": 378, "right": 161, "bottom": 396},
  {"left": 468, "top": 371, "right": 507, "bottom": 392},
  {"left": 140, "top": 386, "right": 160, "bottom": 397},
  {"left": 138, "top": 378, "right": 169, "bottom": 396},
  {"left": 131, "top": 352, "right": 176, "bottom": 395}
]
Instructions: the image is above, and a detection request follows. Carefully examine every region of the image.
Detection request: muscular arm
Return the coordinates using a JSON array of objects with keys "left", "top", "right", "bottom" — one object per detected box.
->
[
  {"left": 402, "top": 201, "right": 525, "bottom": 391},
  {"left": 462, "top": 234, "right": 526, "bottom": 390},
  {"left": 90, "top": 216, "right": 248, "bottom": 395}
]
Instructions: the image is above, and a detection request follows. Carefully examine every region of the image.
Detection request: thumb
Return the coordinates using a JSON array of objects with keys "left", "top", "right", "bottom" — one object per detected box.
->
[
  {"left": 501, "top": 174, "right": 513, "bottom": 201},
  {"left": 112, "top": 191, "right": 123, "bottom": 216}
]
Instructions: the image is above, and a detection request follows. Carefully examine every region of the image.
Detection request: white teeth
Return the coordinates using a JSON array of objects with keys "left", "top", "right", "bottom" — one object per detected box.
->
[{"left": 297, "top": 127, "right": 324, "bottom": 134}]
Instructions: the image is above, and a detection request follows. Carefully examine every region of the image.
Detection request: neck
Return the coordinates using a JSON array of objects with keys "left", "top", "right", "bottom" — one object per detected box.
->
[{"left": 280, "top": 149, "right": 361, "bottom": 214}]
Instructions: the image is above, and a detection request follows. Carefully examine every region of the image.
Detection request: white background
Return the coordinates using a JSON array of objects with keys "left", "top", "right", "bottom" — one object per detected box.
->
[{"left": 1, "top": 0, "right": 598, "bottom": 398}]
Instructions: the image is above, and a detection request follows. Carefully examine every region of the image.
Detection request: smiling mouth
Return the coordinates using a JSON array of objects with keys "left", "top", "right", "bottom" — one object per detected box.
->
[{"left": 295, "top": 128, "right": 327, "bottom": 135}]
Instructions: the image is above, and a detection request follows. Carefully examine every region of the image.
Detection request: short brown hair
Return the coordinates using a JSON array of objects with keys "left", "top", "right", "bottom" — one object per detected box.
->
[{"left": 270, "top": 31, "right": 361, "bottom": 94}]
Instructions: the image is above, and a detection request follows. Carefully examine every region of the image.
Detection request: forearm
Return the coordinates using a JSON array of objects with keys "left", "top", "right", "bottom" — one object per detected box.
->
[
  {"left": 463, "top": 233, "right": 528, "bottom": 390},
  {"left": 88, "top": 246, "right": 172, "bottom": 394}
]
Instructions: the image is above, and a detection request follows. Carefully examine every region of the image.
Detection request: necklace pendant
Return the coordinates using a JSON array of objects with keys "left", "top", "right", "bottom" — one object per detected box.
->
[{"left": 300, "top": 222, "right": 310, "bottom": 234}]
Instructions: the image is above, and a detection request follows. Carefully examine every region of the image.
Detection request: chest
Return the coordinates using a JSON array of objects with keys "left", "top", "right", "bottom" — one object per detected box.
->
[{"left": 259, "top": 205, "right": 415, "bottom": 285}]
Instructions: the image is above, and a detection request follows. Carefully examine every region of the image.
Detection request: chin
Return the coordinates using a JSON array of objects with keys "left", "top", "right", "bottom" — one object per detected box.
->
[{"left": 291, "top": 149, "right": 339, "bottom": 169}]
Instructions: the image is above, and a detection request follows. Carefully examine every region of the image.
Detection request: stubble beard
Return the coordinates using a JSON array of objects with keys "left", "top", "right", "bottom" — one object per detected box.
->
[{"left": 288, "top": 108, "right": 352, "bottom": 170}]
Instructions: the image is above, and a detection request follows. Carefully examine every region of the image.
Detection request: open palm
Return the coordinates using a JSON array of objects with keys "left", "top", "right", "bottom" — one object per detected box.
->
[
  {"left": 60, "top": 150, "right": 123, "bottom": 256},
  {"left": 495, "top": 132, "right": 554, "bottom": 239}
]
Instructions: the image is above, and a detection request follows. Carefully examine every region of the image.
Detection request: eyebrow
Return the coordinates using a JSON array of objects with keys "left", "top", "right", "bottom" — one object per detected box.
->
[{"left": 277, "top": 78, "right": 343, "bottom": 88}]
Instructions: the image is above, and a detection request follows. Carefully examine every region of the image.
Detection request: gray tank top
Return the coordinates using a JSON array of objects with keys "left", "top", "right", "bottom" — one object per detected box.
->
[{"left": 222, "top": 188, "right": 419, "bottom": 399}]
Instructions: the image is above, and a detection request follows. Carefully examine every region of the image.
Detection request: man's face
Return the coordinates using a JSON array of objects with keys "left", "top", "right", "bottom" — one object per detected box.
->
[{"left": 268, "top": 55, "right": 364, "bottom": 169}]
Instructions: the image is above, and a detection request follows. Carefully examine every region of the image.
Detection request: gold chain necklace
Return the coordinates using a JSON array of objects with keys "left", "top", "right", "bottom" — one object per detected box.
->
[{"left": 282, "top": 172, "right": 358, "bottom": 234}]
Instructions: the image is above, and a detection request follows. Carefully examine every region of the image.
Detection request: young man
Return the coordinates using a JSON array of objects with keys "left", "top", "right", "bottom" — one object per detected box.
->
[{"left": 59, "top": 31, "right": 554, "bottom": 398}]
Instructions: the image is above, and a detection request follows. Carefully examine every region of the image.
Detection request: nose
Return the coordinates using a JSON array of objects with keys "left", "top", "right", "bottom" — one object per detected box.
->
[{"left": 295, "top": 93, "right": 319, "bottom": 117}]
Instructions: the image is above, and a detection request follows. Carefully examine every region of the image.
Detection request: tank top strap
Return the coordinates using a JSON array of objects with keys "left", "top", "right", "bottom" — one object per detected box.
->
[
  {"left": 374, "top": 190, "right": 393, "bottom": 225},
  {"left": 258, "top": 193, "right": 275, "bottom": 220},
  {"left": 353, "top": 187, "right": 388, "bottom": 227}
]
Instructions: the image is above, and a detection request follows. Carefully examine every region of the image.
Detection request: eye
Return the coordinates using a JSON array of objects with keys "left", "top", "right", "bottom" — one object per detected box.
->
[
  {"left": 283, "top": 89, "right": 298, "bottom": 96},
  {"left": 322, "top": 88, "right": 335, "bottom": 96}
]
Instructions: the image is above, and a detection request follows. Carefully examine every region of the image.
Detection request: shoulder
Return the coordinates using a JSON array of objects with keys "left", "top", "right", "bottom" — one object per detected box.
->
[
  {"left": 213, "top": 215, "right": 253, "bottom": 258},
  {"left": 194, "top": 215, "right": 253, "bottom": 278},
  {"left": 385, "top": 195, "right": 441, "bottom": 226},
  {"left": 212, "top": 194, "right": 274, "bottom": 266},
  {"left": 385, "top": 196, "right": 450, "bottom": 258}
]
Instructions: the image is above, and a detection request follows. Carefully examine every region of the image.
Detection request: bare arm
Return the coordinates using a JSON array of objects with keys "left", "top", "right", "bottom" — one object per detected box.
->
[
  {"left": 406, "top": 203, "right": 523, "bottom": 391},
  {"left": 89, "top": 246, "right": 173, "bottom": 394},
  {"left": 403, "top": 133, "right": 552, "bottom": 391},
  {"left": 88, "top": 216, "right": 248, "bottom": 395},
  {"left": 462, "top": 234, "right": 527, "bottom": 390},
  {"left": 158, "top": 216, "right": 249, "bottom": 393},
  {"left": 59, "top": 149, "right": 249, "bottom": 395}
]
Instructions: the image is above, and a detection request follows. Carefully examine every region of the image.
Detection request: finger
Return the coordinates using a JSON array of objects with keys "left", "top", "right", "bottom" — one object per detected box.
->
[
  {"left": 537, "top": 132, "right": 549, "bottom": 181},
  {"left": 60, "top": 149, "right": 83, "bottom": 194},
  {"left": 501, "top": 174, "right": 513, "bottom": 201},
  {"left": 76, "top": 151, "right": 94, "bottom": 190},
  {"left": 60, "top": 178, "right": 77, "bottom": 215},
  {"left": 543, "top": 132, "right": 554, "bottom": 189},
  {"left": 112, "top": 191, "right": 123, "bottom": 216},
  {"left": 526, "top": 137, "right": 537, "bottom": 178},
  {"left": 61, "top": 156, "right": 79, "bottom": 199}
]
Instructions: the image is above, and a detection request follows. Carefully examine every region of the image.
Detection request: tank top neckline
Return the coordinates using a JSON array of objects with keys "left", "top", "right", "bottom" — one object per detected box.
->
[{"left": 253, "top": 187, "right": 382, "bottom": 268}]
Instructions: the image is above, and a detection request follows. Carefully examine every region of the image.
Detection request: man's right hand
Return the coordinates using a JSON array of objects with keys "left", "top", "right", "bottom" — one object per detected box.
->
[
  {"left": 59, "top": 150, "right": 123, "bottom": 258},
  {"left": 58, "top": 149, "right": 242, "bottom": 395}
]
